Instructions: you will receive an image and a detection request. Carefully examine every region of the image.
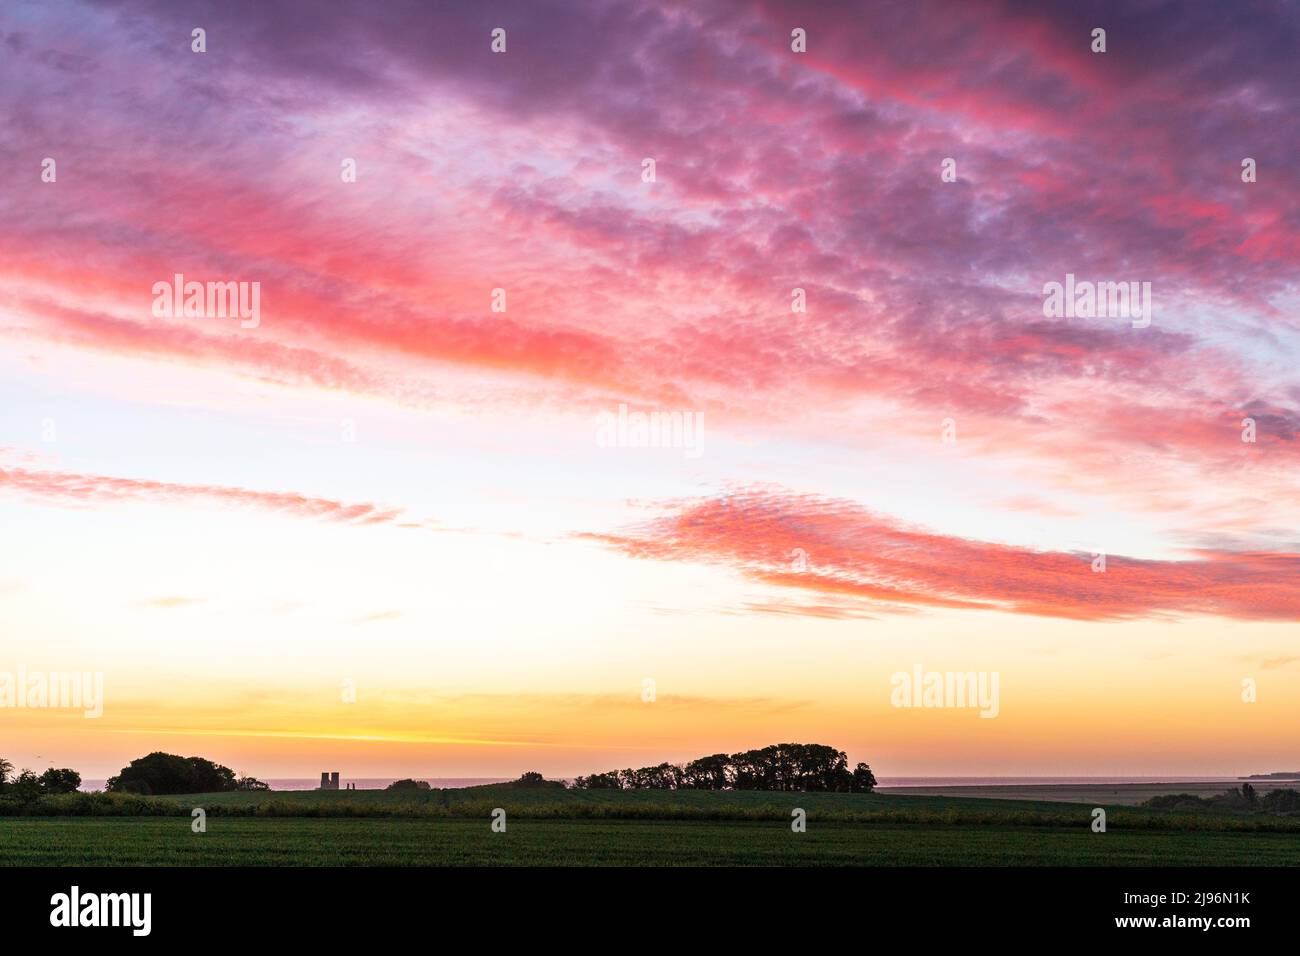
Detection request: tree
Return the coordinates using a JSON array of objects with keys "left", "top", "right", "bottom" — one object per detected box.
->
[
  {"left": 385, "top": 778, "right": 430, "bottom": 791},
  {"left": 511, "top": 771, "right": 564, "bottom": 789},
  {"left": 730, "top": 748, "right": 767, "bottom": 790},
  {"left": 9, "top": 769, "right": 41, "bottom": 800},
  {"left": 235, "top": 775, "right": 270, "bottom": 791},
  {"left": 0, "top": 758, "right": 13, "bottom": 787},
  {"left": 851, "top": 762, "right": 877, "bottom": 793},
  {"left": 571, "top": 770, "right": 620, "bottom": 790},
  {"left": 683, "top": 753, "right": 731, "bottom": 790},
  {"left": 105, "top": 752, "right": 238, "bottom": 795},
  {"left": 38, "top": 768, "right": 81, "bottom": 795}
]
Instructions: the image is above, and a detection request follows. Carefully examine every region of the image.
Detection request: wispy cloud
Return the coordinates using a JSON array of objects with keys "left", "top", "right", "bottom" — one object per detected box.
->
[
  {"left": 0, "top": 463, "right": 406, "bottom": 526},
  {"left": 589, "top": 488, "right": 1300, "bottom": 622},
  {"left": 353, "top": 610, "right": 403, "bottom": 625},
  {"left": 135, "top": 596, "right": 206, "bottom": 609}
]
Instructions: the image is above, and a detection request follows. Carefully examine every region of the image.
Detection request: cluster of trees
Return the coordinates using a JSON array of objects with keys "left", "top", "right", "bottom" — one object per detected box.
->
[
  {"left": 386, "top": 779, "right": 432, "bottom": 791},
  {"left": 571, "top": 743, "right": 877, "bottom": 793},
  {"left": 1145, "top": 784, "right": 1300, "bottom": 814},
  {"left": 106, "top": 752, "right": 266, "bottom": 795},
  {"left": 510, "top": 771, "right": 565, "bottom": 789},
  {"left": 0, "top": 759, "right": 81, "bottom": 798}
]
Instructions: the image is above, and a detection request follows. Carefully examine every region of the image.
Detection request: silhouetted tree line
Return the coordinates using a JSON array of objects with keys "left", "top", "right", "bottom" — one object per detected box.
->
[
  {"left": 0, "top": 759, "right": 81, "bottom": 797},
  {"left": 571, "top": 743, "right": 877, "bottom": 792},
  {"left": 106, "top": 752, "right": 267, "bottom": 795}
]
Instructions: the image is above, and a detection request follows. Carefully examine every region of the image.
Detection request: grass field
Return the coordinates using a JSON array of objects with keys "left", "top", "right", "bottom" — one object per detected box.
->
[
  {"left": 151, "top": 783, "right": 1291, "bottom": 827},
  {"left": 880, "top": 780, "right": 1300, "bottom": 805},
  {"left": 4, "top": 786, "right": 1298, "bottom": 866},
  {"left": 4, "top": 816, "right": 1300, "bottom": 866}
]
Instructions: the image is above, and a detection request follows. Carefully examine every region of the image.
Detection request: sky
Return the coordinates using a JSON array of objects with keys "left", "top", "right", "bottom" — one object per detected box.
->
[{"left": 0, "top": 0, "right": 1297, "bottom": 781}]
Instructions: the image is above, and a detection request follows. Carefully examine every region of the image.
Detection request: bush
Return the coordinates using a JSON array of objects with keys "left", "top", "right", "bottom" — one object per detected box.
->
[
  {"left": 38, "top": 768, "right": 81, "bottom": 795},
  {"left": 0, "top": 791, "right": 180, "bottom": 817},
  {"left": 1262, "top": 788, "right": 1300, "bottom": 813},
  {"left": 1143, "top": 787, "right": 1300, "bottom": 816},
  {"left": 510, "top": 772, "right": 565, "bottom": 789},
  {"left": 1143, "top": 794, "right": 1208, "bottom": 810}
]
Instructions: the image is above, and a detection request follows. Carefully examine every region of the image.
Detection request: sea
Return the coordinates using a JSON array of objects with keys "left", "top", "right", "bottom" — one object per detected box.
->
[
  {"left": 78, "top": 777, "right": 511, "bottom": 792},
  {"left": 78, "top": 774, "right": 1269, "bottom": 792},
  {"left": 876, "top": 775, "right": 1250, "bottom": 787}
]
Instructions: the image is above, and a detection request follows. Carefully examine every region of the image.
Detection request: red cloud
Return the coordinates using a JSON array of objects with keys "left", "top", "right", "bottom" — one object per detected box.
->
[
  {"left": 589, "top": 489, "right": 1300, "bottom": 622},
  {"left": 2, "top": 0, "right": 1297, "bottom": 532},
  {"left": 0, "top": 464, "right": 405, "bottom": 526}
]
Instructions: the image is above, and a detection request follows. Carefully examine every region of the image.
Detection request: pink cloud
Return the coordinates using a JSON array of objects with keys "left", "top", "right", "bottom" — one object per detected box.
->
[
  {"left": 2, "top": 0, "right": 1296, "bottom": 539},
  {"left": 0, "top": 463, "right": 405, "bottom": 526},
  {"left": 589, "top": 488, "right": 1300, "bottom": 622}
]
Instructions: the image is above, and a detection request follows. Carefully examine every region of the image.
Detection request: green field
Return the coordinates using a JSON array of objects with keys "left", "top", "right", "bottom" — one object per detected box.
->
[
  {"left": 4, "top": 816, "right": 1299, "bottom": 866},
  {"left": 4, "top": 786, "right": 1298, "bottom": 865},
  {"left": 881, "top": 780, "right": 1300, "bottom": 806},
  {"left": 149, "top": 783, "right": 1295, "bottom": 828}
]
